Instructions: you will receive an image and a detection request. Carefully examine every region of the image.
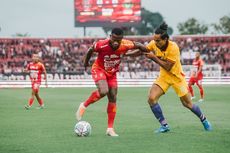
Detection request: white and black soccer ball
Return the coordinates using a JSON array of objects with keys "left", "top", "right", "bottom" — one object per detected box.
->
[{"left": 74, "top": 121, "right": 91, "bottom": 137}]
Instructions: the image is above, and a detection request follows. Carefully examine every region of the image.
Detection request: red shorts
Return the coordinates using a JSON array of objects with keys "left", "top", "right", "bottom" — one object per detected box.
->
[
  {"left": 31, "top": 81, "right": 41, "bottom": 92},
  {"left": 189, "top": 77, "right": 202, "bottom": 86},
  {"left": 91, "top": 68, "right": 117, "bottom": 88}
]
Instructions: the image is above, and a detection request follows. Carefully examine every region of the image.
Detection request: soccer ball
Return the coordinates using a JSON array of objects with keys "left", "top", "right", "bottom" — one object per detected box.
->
[{"left": 74, "top": 121, "right": 91, "bottom": 137}]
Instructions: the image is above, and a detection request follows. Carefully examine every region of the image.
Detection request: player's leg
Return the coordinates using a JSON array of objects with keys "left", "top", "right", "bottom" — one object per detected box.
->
[
  {"left": 33, "top": 83, "right": 44, "bottom": 109},
  {"left": 76, "top": 80, "right": 108, "bottom": 121},
  {"left": 176, "top": 79, "right": 212, "bottom": 131},
  {"left": 188, "top": 78, "right": 195, "bottom": 99},
  {"left": 148, "top": 80, "right": 170, "bottom": 133},
  {"left": 35, "top": 93, "right": 44, "bottom": 109},
  {"left": 83, "top": 69, "right": 109, "bottom": 107},
  {"left": 25, "top": 90, "right": 35, "bottom": 109},
  {"left": 76, "top": 69, "right": 108, "bottom": 121},
  {"left": 180, "top": 93, "right": 212, "bottom": 131},
  {"left": 196, "top": 79, "right": 204, "bottom": 102},
  {"left": 35, "top": 93, "right": 45, "bottom": 109},
  {"left": 84, "top": 80, "right": 108, "bottom": 107},
  {"left": 25, "top": 82, "right": 36, "bottom": 109},
  {"left": 106, "top": 87, "right": 118, "bottom": 136}
]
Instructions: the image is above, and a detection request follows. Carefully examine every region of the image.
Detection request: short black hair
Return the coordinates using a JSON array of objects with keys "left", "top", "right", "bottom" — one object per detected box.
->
[
  {"left": 111, "top": 28, "right": 124, "bottom": 35},
  {"left": 155, "top": 22, "right": 169, "bottom": 39}
]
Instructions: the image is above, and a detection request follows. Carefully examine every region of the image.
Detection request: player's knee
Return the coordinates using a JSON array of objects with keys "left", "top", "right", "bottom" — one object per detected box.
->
[
  {"left": 35, "top": 92, "right": 39, "bottom": 97},
  {"left": 182, "top": 100, "right": 193, "bottom": 109},
  {"left": 148, "top": 95, "right": 157, "bottom": 105},
  {"left": 198, "top": 85, "right": 203, "bottom": 89},
  {"left": 99, "top": 89, "right": 109, "bottom": 97},
  {"left": 32, "top": 89, "right": 36, "bottom": 95},
  {"left": 109, "top": 97, "right": 116, "bottom": 102},
  {"left": 181, "top": 102, "right": 188, "bottom": 108}
]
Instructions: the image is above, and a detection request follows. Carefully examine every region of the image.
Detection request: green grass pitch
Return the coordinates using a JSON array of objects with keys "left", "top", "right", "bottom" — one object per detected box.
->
[{"left": 0, "top": 86, "right": 230, "bottom": 153}]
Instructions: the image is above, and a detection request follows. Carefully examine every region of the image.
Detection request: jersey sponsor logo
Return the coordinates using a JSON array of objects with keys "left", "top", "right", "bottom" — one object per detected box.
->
[
  {"left": 104, "top": 55, "right": 110, "bottom": 60},
  {"left": 104, "top": 60, "right": 121, "bottom": 67},
  {"left": 110, "top": 54, "right": 119, "bottom": 58},
  {"left": 30, "top": 70, "right": 39, "bottom": 79},
  {"left": 30, "top": 66, "right": 38, "bottom": 69},
  {"left": 104, "top": 57, "right": 121, "bottom": 73},
  {"left": 100, "top": 44, "right": 108, "bottom": 48}
]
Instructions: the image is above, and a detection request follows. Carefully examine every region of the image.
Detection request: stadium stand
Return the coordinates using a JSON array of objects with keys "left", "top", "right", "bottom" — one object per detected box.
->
[
  {"left": 1, "top": 35, "right": 230, "bottom": 87},
  {"left": 0, "top": 35, "right": 229, "bottom": 76}
]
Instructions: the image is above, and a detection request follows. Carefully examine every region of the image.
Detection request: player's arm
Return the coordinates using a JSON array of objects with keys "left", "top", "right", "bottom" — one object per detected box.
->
[
  {"left": 124, "top": 42, "right": 148, "bottom": 57},
  {"left": 84, "top": 46, "right": 94, "bottom": 70},
  {"left": 125, "top": 49, "right": 142, "bottom": 57},
  {"left": 133, "top": 41, "right": 148, "bottom": 53},
  {"left": 42, "top": 64, "right": 48, "bottom": 87},
  {"left": 196, "top": 62, "right": 203, "bottom": 78},
  {"left": 23, "top": 64, "right": 29, "bottom": 73},
  {"left": 144, "top": 51, "right": 174, "bottom": 71}
]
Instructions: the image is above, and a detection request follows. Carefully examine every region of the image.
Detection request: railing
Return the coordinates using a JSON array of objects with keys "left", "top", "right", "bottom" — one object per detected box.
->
[{"left": 1, "top": 77, "right": 230, "bottom": 88}]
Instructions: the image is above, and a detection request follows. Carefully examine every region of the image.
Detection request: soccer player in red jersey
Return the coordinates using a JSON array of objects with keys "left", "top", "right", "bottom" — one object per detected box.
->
[
  {"left": 188, "top": 52, "right": 204, "bottom": 102},
  {"left": 24, "top": 54, "right": 48, "bottom": 109},
  {"left": 76, "top": 28, "right": 145, "bottom": 136}
]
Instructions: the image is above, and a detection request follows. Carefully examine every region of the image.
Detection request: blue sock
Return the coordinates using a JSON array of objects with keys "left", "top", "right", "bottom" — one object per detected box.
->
[
  {"left": 150, "top": 103, "right": 167, "bottom": 126},
  {"left": 190, "top": 104, "right": 206, "bottom": 122}
]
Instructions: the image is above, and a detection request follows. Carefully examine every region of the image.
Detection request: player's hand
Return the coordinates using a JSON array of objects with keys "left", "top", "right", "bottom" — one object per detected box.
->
[
  {"left": 23, "top": 68, "right": 28, "bottom": 73},
  {"left": 144, "top": 51, "right": 157, "bottom": 60},
  {"left": 84, "top": 66, "right": 88, "bottom": 72},
  {"left": 84, "top": 62, "right": 89, "bottom": 71},
  {"left": 125, "top": 49, "right": 142, "bottom": 57}
]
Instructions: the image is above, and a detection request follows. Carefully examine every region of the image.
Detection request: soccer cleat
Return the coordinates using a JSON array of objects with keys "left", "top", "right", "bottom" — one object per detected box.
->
[
  {"left": 155, "top": 125, "right": 170, "bottom": 133},
  {"left": 191, "top": 96, "right": 196, "bottom": 100},
  {"left": 202, "top": 119, "right": 212, "bottom": 131},
  {"left": 76, "top": 102, "right": 86, "bottom": 121},
  {"left": 24, "top": 105, "right": 31, "bottom": 110},
  {"left": 106, "top": 128, "right": 119, "bottom": 137},
  {"left": 36, "top": 105, "right": 45, "bottom": 109},
  {"left": 198, "top": 99, "right": 204, "bottom": 103}
]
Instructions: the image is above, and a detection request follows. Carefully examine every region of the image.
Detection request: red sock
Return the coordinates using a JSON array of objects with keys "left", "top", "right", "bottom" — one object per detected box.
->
[
  {"left": 28, "top": 98, "right": 34, "bottom": 106},
  {"left": 198, "top": 85, "right": 204, "bottom": 99},
  {"left": 107, "top": 102, "right": 117, "bottom": 128},
  {"left": 83, "top": 90, "right": 101, "bottom": 107},
  {"left": 188, "top": 85, "right": 194, "bottom": 97},
  {"left": 38, "top": 98, "right": 44, "bottom": 106}
]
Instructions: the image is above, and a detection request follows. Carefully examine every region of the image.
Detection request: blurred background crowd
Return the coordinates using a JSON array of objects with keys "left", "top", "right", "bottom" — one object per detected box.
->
[{"left": 0, "top": 35, "right": 229, "bottom": 76}]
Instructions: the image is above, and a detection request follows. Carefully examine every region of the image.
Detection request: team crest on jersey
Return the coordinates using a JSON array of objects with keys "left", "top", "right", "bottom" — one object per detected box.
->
[{"left": 110, "top": 54, "right": 119, "bottom": 58}]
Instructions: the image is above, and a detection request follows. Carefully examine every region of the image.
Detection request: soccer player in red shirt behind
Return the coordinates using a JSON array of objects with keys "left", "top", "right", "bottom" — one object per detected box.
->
[
  {"left": 24, "top": 54, "right": 48, "bottom": 109},
  {"left": 188, "top": 52, "right": 204, "bottom": 102},
  {"left": 76, "top": 28, "right": 145, "bottom": 137}
]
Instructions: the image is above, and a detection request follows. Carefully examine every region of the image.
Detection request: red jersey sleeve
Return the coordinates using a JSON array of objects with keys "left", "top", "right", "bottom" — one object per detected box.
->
[
  {"left": 93, "top": 41, "right": 100, "bottom": 52},
  {"left": 199, "top": 59, "right": 204, "bottom": 66},
  {"left": 39, "top": 63, "right": 45, "bottom": 72},
  {"left": 119, "top": 39, "right": 135, "bottom": 54}
]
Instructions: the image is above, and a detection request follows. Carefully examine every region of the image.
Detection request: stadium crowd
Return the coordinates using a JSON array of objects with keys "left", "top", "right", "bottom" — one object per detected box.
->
[{"left": 0, "top": 35, "right": 230, "bottom": 75}]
